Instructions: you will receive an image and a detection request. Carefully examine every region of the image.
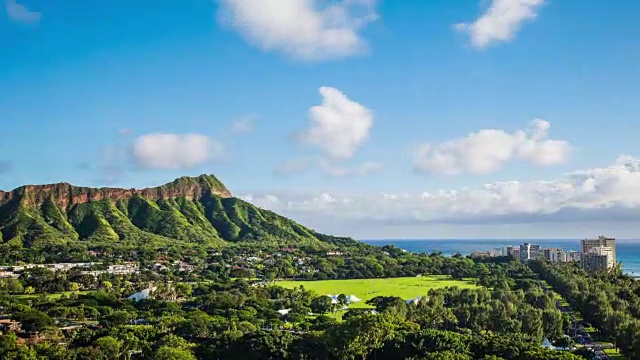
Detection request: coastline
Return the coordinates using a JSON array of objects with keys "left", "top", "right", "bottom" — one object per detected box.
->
[{"left": 362, "top": 239, "right": 640, "bottom": 278}]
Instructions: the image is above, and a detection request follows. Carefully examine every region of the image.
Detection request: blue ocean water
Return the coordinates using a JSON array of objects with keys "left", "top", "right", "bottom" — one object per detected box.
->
[{"left": 362, "top": 239, "right": 640, "bottom": 277}]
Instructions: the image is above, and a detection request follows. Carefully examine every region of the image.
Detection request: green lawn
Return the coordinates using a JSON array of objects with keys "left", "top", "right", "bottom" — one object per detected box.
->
[
  {"left": 604, "top": 348, "right": 628, "bottom": 360},
  {"left": 15, "top": 290, "right": 96, "bottom": 300},
  {"left": 277, "top": 275, "right": 478, "bottom": 309}
]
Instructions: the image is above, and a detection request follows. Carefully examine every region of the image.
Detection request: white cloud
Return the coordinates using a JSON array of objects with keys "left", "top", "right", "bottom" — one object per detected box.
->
[
  {"left": 278, "top": 87, "right": 379, "bottom": 178},
  {"left": 5, "top": 0, "right": 40, "bottom": 23},
  {"left": 217, "top": 0, "right": 378, "bottom": 61},
  {"left": 244, "top": 156, "right": 640, "bottom": 230},
  {"left": 455, "top": 0, "right": 544, "bottom": 49},
  {"left": 230, "top": 114, "right": 259, "bottom": 135},
  {"left": 414, "top": 119, "right": 571, "bottom": 175},
  {"left": 132, "top": 133, "right": 223, "bottom": 170},
  {"left": 299, "top": 86, "right": 374, "bottom": 159}
]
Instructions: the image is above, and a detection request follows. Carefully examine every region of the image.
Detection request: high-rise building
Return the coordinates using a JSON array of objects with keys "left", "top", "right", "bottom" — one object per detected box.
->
[
  {"left": 582, "top": 236, "right": 616, "bottom": 265},
  {"left": 581, "top": 246, "right": 615, "bottom": 272},
  {"left": 519, "top": 243, "right": 541, "bottom": 262},
  {"left": 543, "top": 248, "right": 565, "bottom": 262},
  {"left": 564, "top": 251, "right": 581, "bottom": 262},
  {"left": 490, "top": 247, "right": 502, "bottom": 257}
]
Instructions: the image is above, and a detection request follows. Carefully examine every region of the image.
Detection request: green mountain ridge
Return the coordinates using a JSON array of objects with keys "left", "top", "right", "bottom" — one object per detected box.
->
[{"left": 0, "top": 175, "right": 342, "bottom": 249}]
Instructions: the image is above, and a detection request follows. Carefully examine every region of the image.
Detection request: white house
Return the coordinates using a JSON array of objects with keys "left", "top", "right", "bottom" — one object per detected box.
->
[{"left": 127, "top": 287, "right": 156, "bottom": 302}]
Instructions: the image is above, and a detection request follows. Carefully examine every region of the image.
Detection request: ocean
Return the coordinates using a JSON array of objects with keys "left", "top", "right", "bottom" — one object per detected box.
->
[{"left": 362, "top": 239, "right": 640, "bottom": 277}]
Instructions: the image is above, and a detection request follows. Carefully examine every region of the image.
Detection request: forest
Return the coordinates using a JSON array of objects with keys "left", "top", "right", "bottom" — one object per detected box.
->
[{"left": 0, "top": 254, "right": 597, "bottom": 360}]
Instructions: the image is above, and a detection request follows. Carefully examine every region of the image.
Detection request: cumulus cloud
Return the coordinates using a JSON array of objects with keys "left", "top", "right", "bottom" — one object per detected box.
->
[
  {"left": 414, "top": 119, "right": 571, "bottom": 175},
  {"left": 5, "top": 0, "right": 40, "bottom": 23},
  {"left": 243, "top": 156, "right": 640, "bottom": 229},
  {"left": 132, "top": 133, "right": 223, "bottom": 170},
  {"left": 217, "top": 0, "right": 378, "bottom": 61},
  {"left": 230, "top": 114, "right": 259, "bottom": 135},
  {"left": 455, "top": 0, "right": 544, "bottom": 48},
  {"left": 277, "top": 87, "right": 380, "bottom": 178},
  {"left": 299, "top": 86, "right": 374, "bottom": 159}
]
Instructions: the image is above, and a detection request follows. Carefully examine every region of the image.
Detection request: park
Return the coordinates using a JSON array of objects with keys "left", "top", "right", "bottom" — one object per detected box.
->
[{"left": 277, "top": 275, "right": 478, "bottom": 309}]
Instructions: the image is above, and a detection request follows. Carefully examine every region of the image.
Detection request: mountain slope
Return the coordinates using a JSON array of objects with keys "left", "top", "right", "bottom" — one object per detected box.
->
[{"left": 0, "top": 175, "right": 335, "bottom": 248}]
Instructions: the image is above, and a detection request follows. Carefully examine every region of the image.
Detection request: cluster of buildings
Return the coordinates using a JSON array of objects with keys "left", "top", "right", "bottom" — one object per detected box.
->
[
  {"left": 476, "top": 236, "right": 617, "bottom": 272},
  {"left": 0, "top": 261, "right": 139, "bottom": 279}
]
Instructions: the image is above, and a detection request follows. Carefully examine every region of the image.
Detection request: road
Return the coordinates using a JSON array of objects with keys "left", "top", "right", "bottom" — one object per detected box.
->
[{"left": 537, "top": 279, "right": 611, "bottom": 360}]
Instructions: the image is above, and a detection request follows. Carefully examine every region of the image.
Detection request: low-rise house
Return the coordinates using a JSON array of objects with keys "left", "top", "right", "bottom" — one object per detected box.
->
[
  {"left": 153, "top": 263, "right": 168, "bottom": 271},
  {"left": 0, "top": 319, "right": 22, "bottom": 333},
  {"left": 0, "top": 271, "right": 19, "bottom": 278},
  {"left": 177, "top": 262, "right": 196, "bottom": 272},
  {"left": 108, "top": 262, "right": 138, "bottom": 275},
  {"left": 128, "top": 287, "right": 157, "bottom": 302},
  {"left": 60, "top": 324, "right": 85, "bottom": 334}
]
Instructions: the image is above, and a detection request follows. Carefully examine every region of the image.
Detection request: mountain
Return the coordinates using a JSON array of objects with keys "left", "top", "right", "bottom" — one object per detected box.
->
[{"left": 0, "top": 175, "right": 336, "bottom": 249}]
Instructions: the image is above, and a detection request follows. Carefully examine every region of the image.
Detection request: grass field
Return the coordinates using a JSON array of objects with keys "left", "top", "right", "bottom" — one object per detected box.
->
[
  {"left": 604, "top": 348, "right": 628, "bottom": 360},
  {"left": 15, "top": 290, "right": 96, "bottom": 300},
  {"left": 277, "top": 275, "right": 478, "bottom": 309}
]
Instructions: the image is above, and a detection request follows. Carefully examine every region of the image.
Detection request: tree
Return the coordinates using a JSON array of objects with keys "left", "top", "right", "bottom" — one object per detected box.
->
[
  {"left": 94, "top": 336, "right": 122, "bottom": 360},
  {"left": 13, "top": 310, "right": 54, "bottom": 333},
  {"left": 100, "top": 310, "right": 132, "bottom": 328},
  {"left": 176, "top": 311, "right": 212, "bottom": 339},
  {"left": 366, "top": 296, "right": 406, "bottom": 312},
  {"left": 154, "top": 346, "right": 196, "bottom": 360},
  {"left": 337, "top": 294, "right": 348, "bottom": 309},
  {"left": 223, "top": 331, "right": 299, "bottom": 360},
  {"left": 158, "top": 334, "right": 195, "bottom": 350},
  {"left": 0, "top": 332, "right": 20, "bottom": 357},
  {"left": 0, "top": 278, "right": 24, "bottom": 294},
  {"left": 327, "top": 314, "right": 396, "bottom": 360},
  {"left": 311, "top": 296, "right": 332, "bottom": 314},
  {"left": 553, "top": 336, "right": 573, "bottom": 350},
  {"left": 230, "top": 267, "right": 255, "bottom": 279},
  {"left": 175, "top": 283, "right": 193, "bottom": 298}
]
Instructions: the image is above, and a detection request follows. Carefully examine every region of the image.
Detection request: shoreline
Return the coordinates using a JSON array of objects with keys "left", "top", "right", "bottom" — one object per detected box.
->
[{"left": 362, "top": 239, "right": 640, "bottom": 279}]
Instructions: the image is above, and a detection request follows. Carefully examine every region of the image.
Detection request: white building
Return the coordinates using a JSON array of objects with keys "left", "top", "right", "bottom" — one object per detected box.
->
[
  {"left": 128, "top": 287, "right": 157, "bottom": 302},
  {"left": 519, "top": 243, "right": 541, "bottom": 262}
]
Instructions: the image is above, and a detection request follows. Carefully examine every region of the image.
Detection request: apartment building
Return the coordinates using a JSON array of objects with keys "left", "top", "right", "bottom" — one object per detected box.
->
[
  {"left": 581, "top": 246, "right": 615, "bottom": 272},
  {"left": 519, "top": 243, "right": 541, "bottom": 262},
  {"left": 582, "top": 236, "right": 616, "bottom": 265}
]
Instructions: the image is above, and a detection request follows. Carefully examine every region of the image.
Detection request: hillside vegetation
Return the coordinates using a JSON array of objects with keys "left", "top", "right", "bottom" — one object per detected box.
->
[{"left": 0, "top": 175, "right": 337, "bottom": 250}]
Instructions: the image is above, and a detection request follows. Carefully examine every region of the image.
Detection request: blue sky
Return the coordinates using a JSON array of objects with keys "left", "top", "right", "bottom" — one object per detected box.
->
[{"left": 2, "top": 0, "right": 640, "bottom": 239}]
